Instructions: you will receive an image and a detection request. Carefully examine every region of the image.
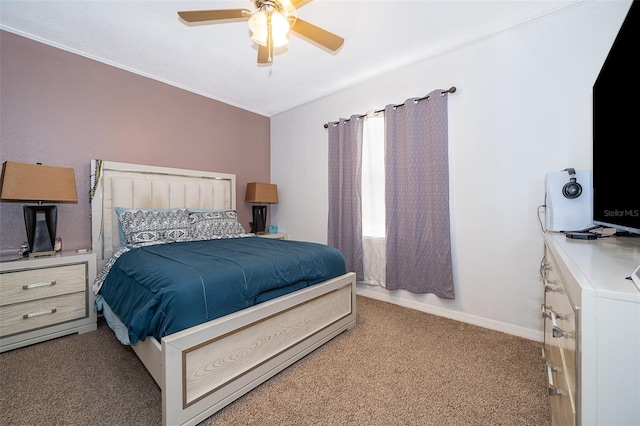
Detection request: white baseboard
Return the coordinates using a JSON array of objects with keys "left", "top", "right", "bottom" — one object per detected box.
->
[{"left": 356, "top": 286, "right": 543, "bottom": 342}]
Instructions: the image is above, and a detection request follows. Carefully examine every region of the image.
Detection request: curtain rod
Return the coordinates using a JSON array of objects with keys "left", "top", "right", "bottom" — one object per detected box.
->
[{"left": 323, "top": 86, "right": 457, "bottom": 129}]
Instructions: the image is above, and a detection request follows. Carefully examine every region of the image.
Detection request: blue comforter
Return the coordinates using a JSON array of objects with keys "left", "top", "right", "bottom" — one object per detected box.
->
[{"left": 98, "top": 237, "right": 347, "bottom": 344}]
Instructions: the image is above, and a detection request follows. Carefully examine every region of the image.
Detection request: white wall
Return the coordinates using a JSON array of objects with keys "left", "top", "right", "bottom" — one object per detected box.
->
[{"left": 270, "top": 1, "right": 631, "bottom": 341}]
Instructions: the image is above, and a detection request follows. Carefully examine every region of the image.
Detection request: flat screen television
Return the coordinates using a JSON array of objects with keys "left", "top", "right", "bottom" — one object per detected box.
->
[{"left": 592, "top": 1, "right": 640, "bottom": 235}]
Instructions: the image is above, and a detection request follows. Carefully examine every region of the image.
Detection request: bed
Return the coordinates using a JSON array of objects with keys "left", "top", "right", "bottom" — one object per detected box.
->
[{"left": 90, "top": 160, "right": 357, "bottom": 426}]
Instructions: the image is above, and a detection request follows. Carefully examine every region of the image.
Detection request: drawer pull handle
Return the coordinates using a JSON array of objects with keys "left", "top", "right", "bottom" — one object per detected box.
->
[
  {"left": 23, "top": 280, "right": 56, "bottom": 290},
  {"left": 541, "top": 304, "right": 551, "bottom": 319},
  {"left": 550, "top": 309, "right": 567, "bottom": 325},
  {"left": 549, "top": 310, "right": 569, "bottom": 338},
  {"left": 549, "top": 385, "right": 562, "bottom": 397},
  {"left": 552, "top": 326, "right": 567, "bottom": 338},
  {"left": 546, "top": 363, "right": 563, "bottom": 397},
  {"left": 23, "top": 308, "right": 57, "bottom": 319},
  {"left": 549, "top": 309, "right": 564, "bottom": 321},
  {"left": 540, "top": 259, "right": 550, "bottom": 279}
]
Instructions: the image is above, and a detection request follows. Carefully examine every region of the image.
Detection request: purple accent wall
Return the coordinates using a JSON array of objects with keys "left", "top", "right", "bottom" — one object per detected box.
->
[{"left": 0, "top": 30, "right": 270, "bottom": 254}]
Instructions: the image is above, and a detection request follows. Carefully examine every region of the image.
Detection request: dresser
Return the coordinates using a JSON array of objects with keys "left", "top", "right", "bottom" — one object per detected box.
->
[
  {"left": 0, "top": 251, "right": 97, "bottom": 352},
  {"left": 541, "top": 233, "right": 640, "bottom": 425}
]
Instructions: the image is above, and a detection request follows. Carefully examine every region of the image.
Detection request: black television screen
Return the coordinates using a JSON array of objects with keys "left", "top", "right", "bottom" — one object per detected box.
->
[{"left": 592, "top": 1, "right": 640, "bottom": 235}]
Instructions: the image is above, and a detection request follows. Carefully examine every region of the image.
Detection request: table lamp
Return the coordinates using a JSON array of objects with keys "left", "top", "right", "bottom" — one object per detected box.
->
[
  {"left": 245, "top": 182, "right": 278, "bottom": 234},
  {"left": 0, "top": 161, "right": 77, "bottom": 257}
]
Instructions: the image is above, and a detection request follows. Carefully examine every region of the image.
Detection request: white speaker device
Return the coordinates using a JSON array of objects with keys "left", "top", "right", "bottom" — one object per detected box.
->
[{"left": 545, "top": 168, "right": 594, "bottom": 232}]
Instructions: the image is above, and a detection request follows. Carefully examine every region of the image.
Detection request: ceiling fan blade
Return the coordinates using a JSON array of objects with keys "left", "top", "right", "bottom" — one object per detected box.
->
[
  {"left": 290, "top": 18, "right": 344, "bottom": 52},
  {"left": 289, "top": 0, "right": 313, "bottom": 9},
  {"left": 178, "top": 9, "right": 249, "bottom": 23}
]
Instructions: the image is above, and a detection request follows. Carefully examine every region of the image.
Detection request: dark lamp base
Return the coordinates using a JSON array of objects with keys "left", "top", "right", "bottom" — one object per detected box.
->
[
  {"left": 250, "top": 205, "right": 267, "bottom": 234},
  {"left": 24, "top": 205, "right": 57, "bottom": 255}
]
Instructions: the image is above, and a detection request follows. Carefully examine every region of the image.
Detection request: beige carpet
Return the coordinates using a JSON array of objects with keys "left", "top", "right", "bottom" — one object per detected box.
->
[{"left": 0, "top": 296, "right": 550, "bottom": 425}]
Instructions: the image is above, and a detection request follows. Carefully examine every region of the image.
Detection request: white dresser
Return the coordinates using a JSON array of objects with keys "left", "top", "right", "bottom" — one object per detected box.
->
[
  {"left": 0, "top": 251, "right": 97, "bottom": 352},
  {"left": 541, "top": 233, "right": 640, "bottom": 425}
]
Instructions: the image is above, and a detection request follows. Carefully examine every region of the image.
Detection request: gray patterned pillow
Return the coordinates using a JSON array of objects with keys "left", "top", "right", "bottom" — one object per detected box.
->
[
  {"left": 118, "top": 208, "right": 191, "bottom": 244},
  {"left": 189, "top": 210, "right": 246, "bottom": 240}
]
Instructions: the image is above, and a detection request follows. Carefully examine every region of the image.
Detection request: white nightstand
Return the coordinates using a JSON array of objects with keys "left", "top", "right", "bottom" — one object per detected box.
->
[
  {"left": 257, "top": 232, "right": 288, "bottom": 240},
  {"left": 0, "top": 251, "right": 97, "bottom": 352}
]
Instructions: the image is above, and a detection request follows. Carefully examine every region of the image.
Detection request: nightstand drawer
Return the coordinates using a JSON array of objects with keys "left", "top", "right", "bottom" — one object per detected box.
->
[
  {"left": 258, "top": 232, "right": 287, "bottom": 240},
  {"left": 0, "top": 263, "right": 86, "bottom": 306},
  {"left": 0, "top": 291, "right": 87, "bottom": 337}
]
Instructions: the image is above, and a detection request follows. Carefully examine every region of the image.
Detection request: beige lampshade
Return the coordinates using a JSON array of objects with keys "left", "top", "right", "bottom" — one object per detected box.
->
[
  {"left": 0, "top": 161, "right": 78, "bottom": 203},
  {"left": 245, "top": 182, "right": 278, "bottom": 204}
]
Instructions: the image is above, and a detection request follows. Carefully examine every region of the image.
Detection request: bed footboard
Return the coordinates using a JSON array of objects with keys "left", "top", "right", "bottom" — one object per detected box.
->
[{"left": 160, "top": 272, "right": 356, "bottom": 426}]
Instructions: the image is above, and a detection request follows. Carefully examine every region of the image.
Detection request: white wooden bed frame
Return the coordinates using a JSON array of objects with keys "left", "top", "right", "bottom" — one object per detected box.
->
[{"left": 90, "top": 160, "right": 357, "bottom": 426}]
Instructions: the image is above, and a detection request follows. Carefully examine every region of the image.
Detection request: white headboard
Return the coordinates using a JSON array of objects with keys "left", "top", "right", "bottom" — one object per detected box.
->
[{"left": 90, "top": 160, "right": 236, "bottom": 267}]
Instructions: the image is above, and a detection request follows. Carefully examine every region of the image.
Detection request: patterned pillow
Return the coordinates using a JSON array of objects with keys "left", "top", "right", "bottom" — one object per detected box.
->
[
  {"left": 118, "top": 208, "right": 191, "bottom": 244},
  {"left": 189, "top": 210, "right": 246, "bottom": 240},
  {"left": 114, "top": 207, "right": 180, "bottom": 246}
]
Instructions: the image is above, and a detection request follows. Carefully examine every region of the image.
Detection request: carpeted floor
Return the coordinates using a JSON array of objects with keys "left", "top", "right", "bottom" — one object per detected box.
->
[{"left": 0, "top": 296, "right": 550, "bottom": 425}]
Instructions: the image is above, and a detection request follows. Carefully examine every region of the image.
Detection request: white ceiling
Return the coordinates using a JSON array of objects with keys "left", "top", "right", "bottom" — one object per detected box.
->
[{"left": 0, "top": 0, "right": 577, "bottom": 117}]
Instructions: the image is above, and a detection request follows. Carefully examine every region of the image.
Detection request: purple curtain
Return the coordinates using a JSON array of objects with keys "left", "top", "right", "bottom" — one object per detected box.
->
[
  {"left": 327, "top": 115, "right": 364, "bottom": 281},
  {"left": 384, "top": 90, "right": 454, "bottom": 298}
]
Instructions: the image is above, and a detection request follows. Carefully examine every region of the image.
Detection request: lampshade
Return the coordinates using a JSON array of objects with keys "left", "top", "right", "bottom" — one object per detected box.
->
[
  {"left": 248, "top": 9, "right": 289, "bottom": 47},
  {"left": 245, "top": 182, "right": 278, "bottom": 204},
  {"left": 0, "top": 161, "right": 77, "bottom": 203}
]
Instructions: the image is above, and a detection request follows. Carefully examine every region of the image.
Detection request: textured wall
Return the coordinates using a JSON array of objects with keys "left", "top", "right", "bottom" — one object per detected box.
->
[{"left": 0, "top": 30, "right": 270, "bottom": 254}]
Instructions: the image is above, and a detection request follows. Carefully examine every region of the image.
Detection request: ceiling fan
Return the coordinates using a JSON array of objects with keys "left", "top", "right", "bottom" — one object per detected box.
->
[{"left": 178, "top": 0, "right": 344, "bottom": 65}]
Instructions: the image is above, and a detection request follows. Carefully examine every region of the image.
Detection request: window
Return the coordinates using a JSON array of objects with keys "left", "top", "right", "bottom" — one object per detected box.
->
[
  {"left": 362, "top": 114, "right": 385, "bottom": 238},
  {"left": 362, "top": 114, "right": 386, "bottom": 286}
]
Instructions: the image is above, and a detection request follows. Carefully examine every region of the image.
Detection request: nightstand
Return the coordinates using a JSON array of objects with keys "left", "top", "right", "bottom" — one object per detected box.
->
[
  {"left": 0, "top": 251, "right": 97, "bottom": 352},
  {"left": 258, "top": 232, "right": 288, "bottom": 240}
]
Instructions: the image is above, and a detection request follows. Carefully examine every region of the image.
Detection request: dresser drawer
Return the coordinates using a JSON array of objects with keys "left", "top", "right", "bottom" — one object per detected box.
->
[
  {"left": 0, "top": 291, "right": 87, "bottom": 337},
  {"left": 547, "top": 358, "right": 576, "bottom": 426},
  {"left": 0, "top": 263, "right": 86, "bottom": 306}
]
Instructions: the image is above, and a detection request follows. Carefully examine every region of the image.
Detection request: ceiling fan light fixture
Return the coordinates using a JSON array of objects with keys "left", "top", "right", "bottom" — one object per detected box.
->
[
  {"left": 177, "top": 0, "right": 344, "bottom": 65},
  {"left": 248, "top": 9, "right": 289, "bottom": 47}
]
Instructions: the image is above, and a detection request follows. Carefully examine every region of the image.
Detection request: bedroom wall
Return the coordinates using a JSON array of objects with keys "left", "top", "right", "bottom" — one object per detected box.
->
[
  {"left": 0, "top": 30, "right": 270, "bottom": 255},
  {"left": 269, "top": 1, "right": 632, "bottom": 340}
]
